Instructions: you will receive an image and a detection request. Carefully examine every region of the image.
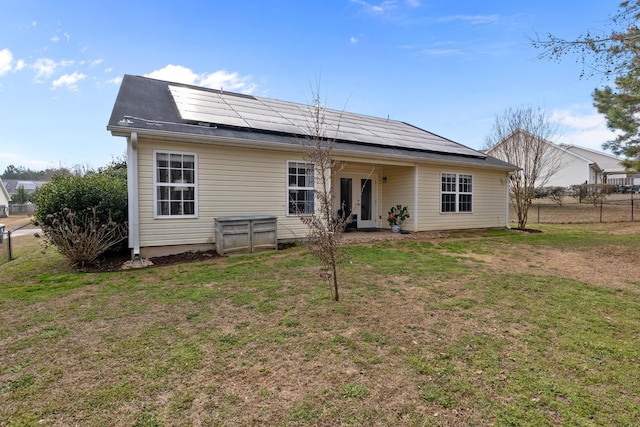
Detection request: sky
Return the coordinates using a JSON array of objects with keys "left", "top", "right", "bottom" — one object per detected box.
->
[{"left": 0, "top": 0, "right": 624, "bottom": 174}]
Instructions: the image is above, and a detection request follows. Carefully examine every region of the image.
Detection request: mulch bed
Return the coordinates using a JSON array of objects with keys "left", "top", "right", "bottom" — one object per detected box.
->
[{"left": 80, "top": 250, "right": 221, "bottom": 273}]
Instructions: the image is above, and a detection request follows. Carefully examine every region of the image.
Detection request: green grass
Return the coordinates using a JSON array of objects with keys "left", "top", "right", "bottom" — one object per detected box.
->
[{"left": 1, "top": 225, "right": 639, "bottom": 426}]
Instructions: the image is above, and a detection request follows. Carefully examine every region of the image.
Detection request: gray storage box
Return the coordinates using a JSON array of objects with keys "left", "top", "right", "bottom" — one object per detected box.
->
[{"left": 214, "top": 215, "right": 277, "bottom": 256}]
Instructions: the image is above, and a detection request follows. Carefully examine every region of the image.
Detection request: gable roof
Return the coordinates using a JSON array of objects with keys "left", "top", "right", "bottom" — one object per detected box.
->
[
  {"left": 3, "top": 180, "right": 49, "bottom": 194},
  {"left": 108, "top": 74, "right": 515, "bottom": 170},
  {"left": 487, "top": 129, "right": 600, "bottom": 168},
  {"left": 561, "top": 144, "right": 627, "bottom": 174}
]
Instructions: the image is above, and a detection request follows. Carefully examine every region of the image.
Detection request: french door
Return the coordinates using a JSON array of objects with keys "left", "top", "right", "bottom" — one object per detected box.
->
[{"left": 337, "top": 175, "right": 377, "bottom": 229}]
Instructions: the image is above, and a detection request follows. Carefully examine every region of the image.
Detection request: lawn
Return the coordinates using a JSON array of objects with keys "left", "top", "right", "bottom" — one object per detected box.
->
[{"left": 1, "top": 224, "right": 639, "bottom": 426}]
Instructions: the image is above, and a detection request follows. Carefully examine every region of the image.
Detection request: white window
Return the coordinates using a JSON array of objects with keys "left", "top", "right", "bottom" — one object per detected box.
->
[
  {"left": 154, "top": 151, "right": 197, "bottom": 217},
  {"left": 287, "top": 161, "right": 315, "bottom": 215},
  {"left": 441, "top": 173, "right": 472, "bottom": 213}
]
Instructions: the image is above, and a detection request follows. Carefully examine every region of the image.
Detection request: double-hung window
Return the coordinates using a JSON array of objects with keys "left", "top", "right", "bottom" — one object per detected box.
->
[
  {"left": 154, "top": 151, "right": 197, "bottom": 217},
  {"left": 441, "top": 172, "right": 472, "bottom": 213},
  {"left": 287, "top": 161, "right": 315, "bottom": 214}
]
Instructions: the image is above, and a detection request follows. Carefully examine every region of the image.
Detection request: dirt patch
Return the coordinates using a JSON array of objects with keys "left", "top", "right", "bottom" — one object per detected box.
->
[
  {"left": 0, "top": 215, "right": 37, "bottom": 230},
  {"left": 462, "top": 234, "right": 640, "bottom": 294}
]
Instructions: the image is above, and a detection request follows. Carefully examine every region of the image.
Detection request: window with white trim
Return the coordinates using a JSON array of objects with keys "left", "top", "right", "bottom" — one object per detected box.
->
[
  {"left": 154, "top": 151, "right": 197, "bottom": 217},
  {"left": 441, "top": 172, "right": 472, "bottom": 213},
  {"left": 287, "top": 161, "right": 315, "bottom": 214}
]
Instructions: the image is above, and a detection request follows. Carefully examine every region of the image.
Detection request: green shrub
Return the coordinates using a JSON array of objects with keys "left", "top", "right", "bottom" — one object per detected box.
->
[
  {"left": 34, "top": 170, "right": 127, "bottom": 227},
  {"left": 33, "top": 167, "right": 128, "bottom": 264}
]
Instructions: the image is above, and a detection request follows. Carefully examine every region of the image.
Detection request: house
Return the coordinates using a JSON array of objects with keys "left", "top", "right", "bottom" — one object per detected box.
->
[
  {"left": 0, "top": 178, "right": 10, "bottom": 217},
  {"left": 560, "top": 144, "right": 639, "bottom": 187},
  {"left": 3, "top": 180, "right": 49, "bottom": 195},
  {"left": 107, "top": 74, "right": 517, "bottom": 258},
  {"left": 487, "top": 130, "right": 634, "bottom": 189}
]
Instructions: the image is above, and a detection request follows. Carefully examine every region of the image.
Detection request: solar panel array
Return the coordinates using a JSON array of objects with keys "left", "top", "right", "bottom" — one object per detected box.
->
[{"left": 168, "top": 85, "right": 484, "bottom": 158}]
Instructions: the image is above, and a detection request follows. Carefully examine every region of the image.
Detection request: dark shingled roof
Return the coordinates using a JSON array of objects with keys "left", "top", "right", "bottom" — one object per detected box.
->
[{"left": 107, "top": 74, "right": 516, "bottom": 170}]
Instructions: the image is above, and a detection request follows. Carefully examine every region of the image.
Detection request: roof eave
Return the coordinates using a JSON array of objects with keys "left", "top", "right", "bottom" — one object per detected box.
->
[{"left": 108, "top": 125, "right": 517, "bottom": 171}]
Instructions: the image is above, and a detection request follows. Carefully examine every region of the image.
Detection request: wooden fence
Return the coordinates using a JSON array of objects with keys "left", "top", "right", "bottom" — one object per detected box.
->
[{"left": 9, "top": 203, "right": 36, "bottom": 216}]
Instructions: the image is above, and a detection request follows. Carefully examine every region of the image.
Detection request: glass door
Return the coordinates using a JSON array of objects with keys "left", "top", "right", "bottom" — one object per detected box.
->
[
  {"left": 337, "top": 175, "right": 377, "bottom": 229},
  {"left": 357, "top": 178, "right": 376, "bottom": 228}
]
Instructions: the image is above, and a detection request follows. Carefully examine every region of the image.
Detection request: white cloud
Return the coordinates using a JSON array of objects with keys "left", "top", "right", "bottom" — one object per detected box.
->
[
  {"left": 90, "top": 59, "right": 103, "bottom": 67},
  {"left": 106, "top": 76, "right": 122, "bottom": 85},
  {"left": 552, "top": 106, "right": 619, "bottom": 153},
  {"left": 351, "top": 0, "right": 398, "bottom": 14},
  {"left": 406, "top": 0, "right": 420, "bottom": 7},
  {"left": 14, "top": 59, "right": 25, "bottom": 71},
  {"left": 350, "top": 36, "right": 359, "bottom": 44},
  {"left": 52, "top": 72, "right": 86, "bottom": 91},
  {"left": 145, "top": 65, "right": 257, "bottom": 94},
  {"left": 0, "top": 49, "right": 13, "bottom": 75},
  {"left": 199, "top": 70, "right": 257, "bottom": 93},
  {"left": 437, "top": 14, "right": 500, "bottom": 25},
  {"left": 32, "top": 58, "right": 57, "bottom": 79},
  {"left": 145, "top": 64, "right": 199, "bottom": 85},
  {"left": 51, "top": 31, "right": 70, "bottom": 43},
  {"left": 0, "top": 152, "right": 53, "bottom": 172},
  {"left": 32, "top": 58, "right": 74, "bottom": 80},
  {"left": 0, "top": 50, "right": 28, "bottom": 75}
]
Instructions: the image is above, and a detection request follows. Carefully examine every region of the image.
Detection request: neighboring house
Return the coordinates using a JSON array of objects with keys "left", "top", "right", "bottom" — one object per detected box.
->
[
  {"left": 560, "top": 144, "right": 639, "bottom": 187},
  {"left": 3, "top": 180, "right": 49, "bottom": 195},
  {"left": 0, "top": 178, "right": 10, "bottom": 217},
  {"left": 107, "top": 74, "right": 517, "bottom": 258},
  {"left": 487, "top": 131, "right": 632, "bottom": 189}
]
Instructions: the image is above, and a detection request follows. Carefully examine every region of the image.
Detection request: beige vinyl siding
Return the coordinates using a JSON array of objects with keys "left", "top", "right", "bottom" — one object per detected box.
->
[
  {"left": 136, "top": 138, "right": 310, "bottom": 249},
  {"left": 380, "top": 165, "right": 415, "bottom": 230},
  {"left": 417, "top": 165, "right": 509, "bottom": 231}
]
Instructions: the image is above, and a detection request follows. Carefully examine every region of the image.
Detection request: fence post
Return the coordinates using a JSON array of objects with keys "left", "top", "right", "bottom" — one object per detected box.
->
[
  {"left": 7, "top": 230, "right": 12, "bottom": 261},
  {"left": 538, "top": 205, "right": 541, "bottom": 223}
]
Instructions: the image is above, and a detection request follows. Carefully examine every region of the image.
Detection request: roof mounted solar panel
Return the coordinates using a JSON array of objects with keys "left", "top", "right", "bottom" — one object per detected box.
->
[{"left": 168, "top": 84, "right": 485, "bottom": 158}]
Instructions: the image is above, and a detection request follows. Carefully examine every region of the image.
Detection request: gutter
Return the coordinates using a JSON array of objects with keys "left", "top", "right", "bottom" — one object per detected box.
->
[{"left": 107, "top": 125, "right": 517, "bottom": 172}]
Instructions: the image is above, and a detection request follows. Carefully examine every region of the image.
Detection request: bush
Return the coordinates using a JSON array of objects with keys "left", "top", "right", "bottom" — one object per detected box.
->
[
  {"left": 571, "top": 183, "right": 616, "bottom": 206},
  {"left": 33, "top": 167, "right": 128, "bottom": 265},
  {"left": 42, "top": 207, "right": 127, "bottom": 267},
  {"left": 535, "top": 186, "right": 566, "bottom": 205},
  {"left": 34, "top": 170, "right": 127, "bottom": 227}
]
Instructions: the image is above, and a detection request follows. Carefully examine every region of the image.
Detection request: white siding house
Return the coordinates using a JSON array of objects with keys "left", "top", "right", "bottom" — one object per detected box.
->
[
  {"left": 108, "top": 75, "right": 517, "bottom": 258},
  {"left": 486, "top": 131, "right": 634, "bottom": 189},
  {"left": 561, "top": 145, "right": 638, "bottom": 186},
  {"left": 0, "top": 178, "right": 10, "bottom": 217}
]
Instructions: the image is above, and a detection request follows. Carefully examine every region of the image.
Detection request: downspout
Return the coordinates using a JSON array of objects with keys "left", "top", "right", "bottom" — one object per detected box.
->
[
  {"left": 505, "top": 172, "right": 511, "bottom": 229},
  {"left": 127, "top": 132, "right": 141, "bottom": 259},
  {"left": 413, "top": 164, "right": 419, "bottom": 232}
]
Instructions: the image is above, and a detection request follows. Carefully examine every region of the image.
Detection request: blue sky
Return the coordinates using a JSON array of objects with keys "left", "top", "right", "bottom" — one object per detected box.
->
[{"left": 0, "top": 0, "right": 621, "bottom": 173}]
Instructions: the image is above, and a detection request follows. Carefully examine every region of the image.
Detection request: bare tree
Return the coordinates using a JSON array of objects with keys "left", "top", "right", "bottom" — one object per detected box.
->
[
  {"left": 296, "top": 94, "right": 352, "bottom": 302},
  {"left": 485, "top": 107, "right": 562, "bottom": 230}
]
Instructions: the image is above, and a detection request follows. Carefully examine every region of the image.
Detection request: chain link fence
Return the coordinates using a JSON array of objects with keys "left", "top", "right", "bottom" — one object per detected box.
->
[
  {"left": 0, "top": 221, "right": 39, "bottom": 265},
  {"left": 512, "top": 195, "right": 640, "bottom": 225}
]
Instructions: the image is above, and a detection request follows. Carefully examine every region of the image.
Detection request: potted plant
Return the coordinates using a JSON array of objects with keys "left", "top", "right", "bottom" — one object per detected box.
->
[{"left": 387, "top": 205, "right": 409, "bottom": 233}]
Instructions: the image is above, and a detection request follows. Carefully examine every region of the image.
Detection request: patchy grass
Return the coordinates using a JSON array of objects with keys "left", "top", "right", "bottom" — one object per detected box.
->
[{"left": 1, "top": 225, "right": 639, "bottom": 426}]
